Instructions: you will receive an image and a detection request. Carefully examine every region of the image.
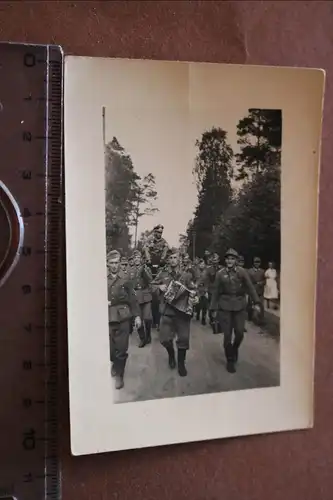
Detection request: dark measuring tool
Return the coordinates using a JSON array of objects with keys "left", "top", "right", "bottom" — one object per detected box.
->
[{"left": 0, "top": 43, "right": 63, "bottom": 500}]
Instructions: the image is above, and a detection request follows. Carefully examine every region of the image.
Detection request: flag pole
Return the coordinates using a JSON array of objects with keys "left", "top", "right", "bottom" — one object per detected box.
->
[{"left": 102, "top": 106, "right": 106, "bottom": 150}]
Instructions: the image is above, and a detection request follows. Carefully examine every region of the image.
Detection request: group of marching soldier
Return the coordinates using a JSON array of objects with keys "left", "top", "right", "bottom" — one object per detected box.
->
[{"left": 107, "top": 224, "right": 268, "bottom": 390}]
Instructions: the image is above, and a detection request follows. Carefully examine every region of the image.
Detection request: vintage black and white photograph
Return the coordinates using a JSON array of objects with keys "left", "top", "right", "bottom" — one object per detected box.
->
[
  {"left": 65, "top": 58, "right": 323, "bottom": 455},
  {"left": 104, "top": 95, "right": 282, "bottom": 402}
]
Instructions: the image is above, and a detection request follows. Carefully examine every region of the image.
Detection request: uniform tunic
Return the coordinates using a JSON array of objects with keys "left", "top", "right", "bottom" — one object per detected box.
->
[
  {"left": 195, "top": 268, "right": 209, "bottom": 319},
  {"left": 247, "top": 266, "right": 265, "bottom": 322},
  {"left": 210, "top": 266, "right": 260, "bottom": 355},
  {"left": 108, "top": 271, "right": 140, "bottom": 363},
  {"left": 154, "top": 266, "right": 196, "bottom": 350},
  {"left": 129, "top": 264, "right": 153, "bottom": 321},
  {"left": 205, "top": 264, "right": 221, "bottom": 295},
  {"left": 248, "top": 267, "right": 266, "bottom": 297}
]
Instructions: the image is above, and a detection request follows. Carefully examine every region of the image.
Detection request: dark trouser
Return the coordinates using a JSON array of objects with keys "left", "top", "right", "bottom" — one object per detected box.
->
[
  {"left": 217, "top": 310, "right": 246, "bottom": 361},
  {"left": 195, "top": 296, "right": 208, "bottom": 322},
  {"left": 208, "top": 292, "right": 214, "bottom": 323},
  {"left": 159, "top": 312, "right": 191, "bottom": 350},
  {"left": 109, "top": 320, "right": 130, "bottom": 376},
  {"left": 137, "top": 302, "right": 152, "bottom": 342},
  {"left": 247, "top": 296, "right": 264, "bottom": 324},
  {"left": 152, "top": 294, "right": 160, "bottom": 328}
]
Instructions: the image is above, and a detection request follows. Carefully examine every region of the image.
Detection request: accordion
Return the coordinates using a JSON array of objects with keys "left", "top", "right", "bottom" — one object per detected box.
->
[{"left": 164, "top": 280, "right": 197, "bottom": 316}]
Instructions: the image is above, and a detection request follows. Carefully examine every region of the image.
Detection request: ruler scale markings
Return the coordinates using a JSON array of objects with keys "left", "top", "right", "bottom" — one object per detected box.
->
[{"left": 0, "top": 44, "right": 62, "bottom": 500}]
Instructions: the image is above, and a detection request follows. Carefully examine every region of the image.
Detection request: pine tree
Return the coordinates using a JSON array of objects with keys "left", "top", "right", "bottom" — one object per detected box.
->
[
  {"left": 212, "top": 109, "right": 282, "bottom": 268},
  {"left": 105, "top": 137, "right": 137, "bottom": 254},
  {"left": 187, "top": 127, "right": 233, "bottom": 258},
  {"left": 236, "top": 109, "right": 282, "bottom": 180},
  {"left": 130, "top": 173, "right": 159, "bottom": 247}
]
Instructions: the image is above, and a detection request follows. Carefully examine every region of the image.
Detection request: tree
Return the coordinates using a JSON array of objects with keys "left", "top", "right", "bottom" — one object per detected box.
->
[
  {"left": 178, "top": 233, "right": 189, "bottom": 256},
  {"left": 236, "top": 108, "right": 282, "bottom": 180},
  {"left": 212, "top": 108, "right": 282, "bottom": 268},
  {"left": 187, "top": 127, "right": 233, "bottom": 258},
  {"left": 130, "top": 173, "right": 159, "bottom": 247},
  {"left": 105, "top": 137, "right": 137, "bottom": 254},
  {"left": 136, "top": 229, "right": 151, "bottom": 252}
]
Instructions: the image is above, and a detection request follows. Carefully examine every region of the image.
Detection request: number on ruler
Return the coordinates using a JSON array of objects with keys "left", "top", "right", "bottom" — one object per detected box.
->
[
  {"left": 23, "top": 398, "right": 32, "bottom": 408},
  {"left": 22, "top": 429, "right": 36, "bottom": 450},
  {"left": 22, "top": 131, "right": 32, "bottom": 142},
  {"left": 22, "top": 360, "right": 32, "bottom": 370},
  {"left": 21, "top": 246, "right": 32, "bottom": 257},
  {"left": 21, "top": 170, "right": 32, "bottom": 180},
  {"left": 23, "top": 472, "right": 33, "bottom": 483},
  {"left": 23, "top": 207, "right": 32, "bottom": 217},
  {"left": 23, "top": 53, "right": 36, "bottom": 68},
  {"left": 22, "top": 284, "right": 32, "bottom": 294},
  {"left": 24, "top": 323, "right": 32, "bottom": 332}
]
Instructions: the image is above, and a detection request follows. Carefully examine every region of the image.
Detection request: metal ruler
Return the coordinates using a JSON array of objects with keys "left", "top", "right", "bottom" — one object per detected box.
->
[{"left": 0, "top": 43, "right": 63, "bottom": 500}]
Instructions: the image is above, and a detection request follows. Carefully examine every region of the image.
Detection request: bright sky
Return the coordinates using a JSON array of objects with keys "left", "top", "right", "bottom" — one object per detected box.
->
[{"left": 102, "top": 59, "right": 250, "bottom": 247}]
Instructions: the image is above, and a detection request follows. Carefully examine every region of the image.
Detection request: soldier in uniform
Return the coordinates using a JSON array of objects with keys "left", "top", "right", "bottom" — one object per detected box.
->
[
  {"left": 247, "top": 257, "right": 265, "bottom": 324},
  {"left": 120, "top": 256, "right": 129, "bottom": 276},
  {"left": 238, "top": 255, "right": 245, "bottom": 268},
  {"left": 153, "top": 248, "right": 197, "bottom": 377},
  {"left": 108, "top": 250, "right": 141, "bottom": 389},
  {"left": 194, "top": 259, "right": 209, "bottom": 325},
  {"left": 203, "top": 249, "right": 211, "bottom": 265},
  {"left": 205, "top": 252, "right": 221, "bottom": 325},
  {"left": 143, "top": 224, "right": 169, "bottom": 329},
  {"left": 210, "top": 248, "right": 261, "bottom": 373},
  {"left": 142, "top": 224, "right": 169, "bottom": 267},
  {"left": 237, "top": 255, "right": 247, "bottom": 331},
  {"left": 131, "top": 249, "right": 153, "bottom": 347},
  {"left": 128, "top": 256, "right": 135, "bottom": 272},
  {"left": 181, "top": 253, "right": 196, "bottom": 281}
]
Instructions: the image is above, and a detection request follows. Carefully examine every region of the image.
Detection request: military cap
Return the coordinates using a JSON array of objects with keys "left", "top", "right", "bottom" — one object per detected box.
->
[
  {"left": 253, "top": 256, "right": 261, "bottom": 263},
  {"left": 225, "top": 248, "right": 238, "bottom": 258},
  {"left": 168, "top": 246, "right": 179, "bottom": 256},
  {"left": 132, "top": 249, "right": 141, "bottom": 257},
  {"left": 108, "top": 249, "right": 121, "bottom": 260},
  {"left": 153, "top": 224, "right": 164, "bottom": 231},
  {"left": 120, "top": 256, "right": 128, "bottom": 263}
]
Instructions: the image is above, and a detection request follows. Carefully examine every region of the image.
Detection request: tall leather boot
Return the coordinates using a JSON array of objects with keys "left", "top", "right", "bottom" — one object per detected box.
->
[
  {"left": 115, "top": 358, "right": 126, "bottom": 390},
  {"left": 145, "top": 320, "right": 152, "bottom": 344},
  {"left": 224, "top": 344, "right": 236, "bottom": 373},
  {"left": 138, "top": 325, "right": 146, "bottom": 348},
  {"left": 232, "top": 344, "right": 239, "bottom": 363},
  {"left": 177, "top": 348, "right": 188, "bottom": 377},
  {"left": 163, "top": 341, "right": 176, "bottom": 369}
]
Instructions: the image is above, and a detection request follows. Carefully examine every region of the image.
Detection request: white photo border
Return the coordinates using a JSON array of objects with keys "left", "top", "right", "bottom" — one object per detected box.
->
[{"left": 64, "top": 57, "right": 324, "bottom": 455}]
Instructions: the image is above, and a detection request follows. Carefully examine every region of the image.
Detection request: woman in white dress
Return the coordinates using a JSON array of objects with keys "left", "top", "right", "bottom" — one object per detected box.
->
[{"left": 264, "top": 262, "right": 279, "bottom": 309}]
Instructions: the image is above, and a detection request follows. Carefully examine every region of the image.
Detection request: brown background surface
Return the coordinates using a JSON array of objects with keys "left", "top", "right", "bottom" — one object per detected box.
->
[{"left": 0, "top": 1, "right": 332, "bottom": 499}]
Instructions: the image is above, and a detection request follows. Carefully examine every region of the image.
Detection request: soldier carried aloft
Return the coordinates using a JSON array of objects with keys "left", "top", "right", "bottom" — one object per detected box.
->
[
  {"left": 142, "top": 224, "right": 169, "bottom": 270},
  {"left": 142, "top": 224, "right": 170, "bottom": 329}
]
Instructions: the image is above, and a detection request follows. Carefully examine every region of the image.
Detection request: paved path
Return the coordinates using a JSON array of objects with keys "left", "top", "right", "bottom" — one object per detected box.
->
[{"left": 114, "top": 318, "right": 280, "bottom": 404}]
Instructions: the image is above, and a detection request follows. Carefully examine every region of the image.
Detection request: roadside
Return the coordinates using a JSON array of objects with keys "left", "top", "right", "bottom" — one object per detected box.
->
[{"left": 263, "top": 305, "right": 280, "bottom": 337}]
